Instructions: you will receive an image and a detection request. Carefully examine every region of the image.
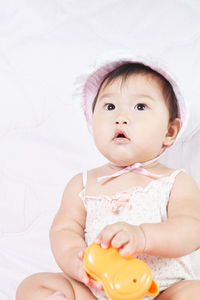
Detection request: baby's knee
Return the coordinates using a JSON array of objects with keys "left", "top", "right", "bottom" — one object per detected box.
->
[
  {"left": 16, "top": 273, "right": 42, "bottom": 300},
  {"left": 158, "top": 289, "right": 185, "bottom": 300},
  {"left": 166, "top": 291, "right": 197, "bottom": 300},
  {"left": 158, "top": 280, "right": 200, "bottom": 300},
  {"left": 16, "top": 272, "right": 74, "bottom": 300},
  {"left": 171, "top": 287, "right": 200, "bottom": 300},
  {"left": 163, "top": 291, "right": 188, "bottom": 300}
]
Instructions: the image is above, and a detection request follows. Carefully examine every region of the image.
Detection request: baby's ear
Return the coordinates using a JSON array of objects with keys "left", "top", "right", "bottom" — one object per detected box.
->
[{"left": 163, "top": 118, "right": 182, "bottom": 147}]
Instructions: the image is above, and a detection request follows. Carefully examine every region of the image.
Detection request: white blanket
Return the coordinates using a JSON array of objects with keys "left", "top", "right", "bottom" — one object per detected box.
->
[{"left": 0, "top": 1, "right": 200, "bottom": 299}]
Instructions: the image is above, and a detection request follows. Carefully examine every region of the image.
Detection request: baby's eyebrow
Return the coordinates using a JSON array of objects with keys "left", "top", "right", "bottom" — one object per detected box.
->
[
  {"left": 98, "top": 93, "right": 113, "bottom": 101},
  {"left": 131, "top": 93, "right": 155, "bottom": 102},
  {"left": 98, "top": 93, "right": 155, "bottom": 102}
]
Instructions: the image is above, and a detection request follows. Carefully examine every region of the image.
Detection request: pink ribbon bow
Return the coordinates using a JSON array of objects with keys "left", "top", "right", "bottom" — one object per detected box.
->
[
  {"left": 97, "top": 162, "right": 162, "bottom": 183},
  {"left": 108, "top": 193, "right": 132, "bottom": 213}
]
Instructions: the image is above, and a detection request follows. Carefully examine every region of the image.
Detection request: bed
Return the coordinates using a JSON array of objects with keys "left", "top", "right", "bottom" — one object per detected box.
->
[{"left": 0, "top": 1, "right": 200, "bottom": 299}]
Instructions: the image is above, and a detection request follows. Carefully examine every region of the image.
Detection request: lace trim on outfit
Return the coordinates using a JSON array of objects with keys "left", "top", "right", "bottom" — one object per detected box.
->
[{"left": 79, "top": 169, "right": 183, "bottom": 214}]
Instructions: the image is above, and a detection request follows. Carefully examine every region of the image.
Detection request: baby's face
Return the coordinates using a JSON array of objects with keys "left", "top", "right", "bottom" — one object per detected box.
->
[{"left": 92, "top": 73, "right": 171, "bottom": 166}]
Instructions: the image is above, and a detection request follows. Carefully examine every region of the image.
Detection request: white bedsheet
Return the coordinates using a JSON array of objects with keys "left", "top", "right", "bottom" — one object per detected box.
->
[{"left": 0, "top": 1, "right": 200, "bottom": 299}]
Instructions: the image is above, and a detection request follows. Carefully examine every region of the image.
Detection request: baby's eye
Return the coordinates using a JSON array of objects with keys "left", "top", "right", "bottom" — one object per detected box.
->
[
  {"left": 105, "top": 103, "right": 115, "bottom": 111},
  {"left": 134, "top": 103, "right": 147, "bottom": 111}
]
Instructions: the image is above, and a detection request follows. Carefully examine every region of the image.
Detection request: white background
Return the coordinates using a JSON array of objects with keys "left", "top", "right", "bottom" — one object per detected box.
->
[{"left": 0, "top": 1, "right": 200, "bottom": 299}]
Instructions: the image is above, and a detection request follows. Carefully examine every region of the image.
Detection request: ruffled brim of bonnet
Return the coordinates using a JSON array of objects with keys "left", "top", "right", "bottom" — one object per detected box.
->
[{"left": 80, "top": 51, "right": 188, "bottom": 141}]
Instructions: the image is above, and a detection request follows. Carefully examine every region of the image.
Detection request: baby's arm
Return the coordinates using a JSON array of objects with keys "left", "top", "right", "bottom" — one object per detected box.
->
[
  {"left": 50, "top": 174, "right": 91, "bottom": 285},
  {"left": 141, "top": 171, "right": 200, "bottom": 257}
]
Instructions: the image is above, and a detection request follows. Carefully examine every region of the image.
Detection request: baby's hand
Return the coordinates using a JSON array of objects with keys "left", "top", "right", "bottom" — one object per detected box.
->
[
  {"left": 78, "top": 250, "right": 103, "bottom": 290},
  {"left": 95, "top": 222, "right": 146, "bottom": 256}
]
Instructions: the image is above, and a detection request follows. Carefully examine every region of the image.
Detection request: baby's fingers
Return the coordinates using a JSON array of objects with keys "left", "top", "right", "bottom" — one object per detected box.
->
[
  {"left": 78, "top": 250, "right": 84, "bottom": 260},
  {"left": 79, "top": 269, "right": 90, "bottom": 285},
  {"left": 88, "top": 277, "right": 103, "bottom": 290},
  {"left": 111, "top": 231, "right": 129, "bottom": 249},
  {"left": 76, "top": 250, "right": 90, "bottom": 285},
  {"left": 95, "top": 224, "right": 121, "bottom": 248},
  {"left": 119, "top": 243, "right": 135, "bottom": 257}
]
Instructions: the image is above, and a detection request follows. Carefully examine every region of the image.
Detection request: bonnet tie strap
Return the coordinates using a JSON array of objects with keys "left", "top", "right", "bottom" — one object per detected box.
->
[{"left": 97, "top": 155, "right": 164, "bottom": 183}]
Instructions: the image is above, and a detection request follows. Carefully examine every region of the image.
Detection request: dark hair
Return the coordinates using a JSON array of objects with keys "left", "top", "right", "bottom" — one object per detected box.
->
[{"left": 92, "top": 62, "right": 179, "bottom": 122}]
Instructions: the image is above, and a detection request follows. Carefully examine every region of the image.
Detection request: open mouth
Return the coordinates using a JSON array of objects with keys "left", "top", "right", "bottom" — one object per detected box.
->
[
  {"left": 113, "top": 130, "right": 130, "bottom": 143},
  {"left": 117, "top": 133, "right": 126, "bottom": 138}
]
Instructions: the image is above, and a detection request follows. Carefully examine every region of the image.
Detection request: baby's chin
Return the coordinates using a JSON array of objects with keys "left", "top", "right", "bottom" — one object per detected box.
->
[
  {"left": 106, "top": 153, "right": 156, "bottom": 166},
  {"left": 107, "top": 157, "right": 137, "bottom": 167},
  {"left": 99, "top": 147, "right": 144, "bottom": 166}
]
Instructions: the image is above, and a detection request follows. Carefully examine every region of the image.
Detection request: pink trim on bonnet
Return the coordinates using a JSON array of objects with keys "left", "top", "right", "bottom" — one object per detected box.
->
[{"left": 82, "top": 60, "right": 126, "bottom": 125}]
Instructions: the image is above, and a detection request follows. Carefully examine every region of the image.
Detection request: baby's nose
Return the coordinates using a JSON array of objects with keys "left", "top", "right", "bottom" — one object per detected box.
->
[{"left": 115, "top": 115, "right": 129, "bottom": 125}]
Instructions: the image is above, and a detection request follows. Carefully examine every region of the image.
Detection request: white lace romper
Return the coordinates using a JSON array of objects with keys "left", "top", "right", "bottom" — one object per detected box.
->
[{"left": 79, "top": 169, "right": 195, "bottom": 300}]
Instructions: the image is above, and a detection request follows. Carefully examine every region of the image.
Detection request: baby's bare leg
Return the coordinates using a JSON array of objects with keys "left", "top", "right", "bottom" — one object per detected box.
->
[
  {"left": 16, "top": 272, "right": 97, "bottom": 300},
  {"left": 157, "top": 280, "right": 200, "bottom": 300}
]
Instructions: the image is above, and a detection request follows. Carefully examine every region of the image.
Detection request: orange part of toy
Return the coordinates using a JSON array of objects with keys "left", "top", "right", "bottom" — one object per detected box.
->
[{"left": 83, "top": 243, "right": 159, "bottom": 300}]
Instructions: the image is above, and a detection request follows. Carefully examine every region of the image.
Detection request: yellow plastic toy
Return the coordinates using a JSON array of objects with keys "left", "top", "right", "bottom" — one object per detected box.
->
[{"left": 83, "top": 243, "right": 159, "bottom": 300}]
